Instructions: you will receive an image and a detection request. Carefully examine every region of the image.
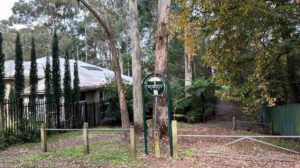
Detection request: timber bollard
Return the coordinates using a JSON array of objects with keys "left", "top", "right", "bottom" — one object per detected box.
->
[
  {"left": 41, "top": 123, "right": 47, "bottom": 152},
  {"left": 232, "top": 116, "right": 236, "bottom": 130},
  {"left": 172, "top": 120, "right": 178, "bottom": 159},
  {"left": 154, "top": 131, "right": 160, "bottom": 157},
  {"left": 130, "top": 126, "right": 136, "bottom": 156},
  {"left": 83, "top": 122, "right": 89, "bottom": 155}
]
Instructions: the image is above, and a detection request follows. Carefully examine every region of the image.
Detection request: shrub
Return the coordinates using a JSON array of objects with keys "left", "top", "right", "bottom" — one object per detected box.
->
[
  {"left": 101, "top": 79, "right": 133, "bottom": 125},
  {"left": 0, "top": 122, "right": 41, "bottom": 151},
  {"left": 175, "top": 78, "right": 220, "bottom": 123}
]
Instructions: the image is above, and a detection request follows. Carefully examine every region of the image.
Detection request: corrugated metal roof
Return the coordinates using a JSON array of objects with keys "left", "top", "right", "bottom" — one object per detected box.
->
[{"left": 5, "top": 57, "right": 132, "bottom": 94}]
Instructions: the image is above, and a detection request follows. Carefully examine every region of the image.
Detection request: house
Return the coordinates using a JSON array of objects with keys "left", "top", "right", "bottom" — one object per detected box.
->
[{"left": 4, "top": 56, "right": 132, "bottom": 103}]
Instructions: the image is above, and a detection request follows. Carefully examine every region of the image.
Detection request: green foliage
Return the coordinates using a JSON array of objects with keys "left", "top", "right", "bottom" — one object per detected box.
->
[
  {"left": 101, "top": 80, "right": 133, "bottom": 125},
  {"left": 52, "top": 31, "right": 61, "bottom": 102},
  {"left": 0, "top": 137, "right": 9, "bottom": 150},
  {"left": 121, "top": 54, "right": 132, "bottom": 76},
  {"left": 138, "top": 0, "right": 158, "bottom": 30},
  {"left": 29, "top": 38, "right": 38, "bottom": 106},
  {"left": 44, "top": 55, "right": 52, "bottom": 102},
  {"left": 0, "top": 32, "right": 5, "bottom": 103},
  {"left": 172, "top": 0, "right": 300, "bottom": 118},
  {"left": 73, "top": 55, "right": 80, "bottom": 103},
  {"left": 8, "top": 85, "right": 16, "bottom": 100},
  {"left": 168, "top": 36, "right": 185, "bottom": 80},
  {"left": 11, "top": 0, "right": 78, "bottom": 32},
  {"left": 63, "top": 51, "right": 72, "bottom": 104},
  {"left": 0, "top": 123, "right": 40, "bottom": 151},
  {"left": 14, "top": 32, "right": 24, "bottom": 100},
  {"left": 176, "top": 78, "right": 219, "bottom": 122},
  {"left": 169, "top": 78, "right": 185, "bottom": 117}
]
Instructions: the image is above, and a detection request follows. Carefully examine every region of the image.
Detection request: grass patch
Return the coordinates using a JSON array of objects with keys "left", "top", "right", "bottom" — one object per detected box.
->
[
  {"left": 12, "top": 127, "right": 122, "bottom": 149},
  {"left": 21, "top": 138, "right": 143, "bottom": 167},
  {"left": 183, "top": 150, "right": 196, "bottom": 157},
  {"left": 267, "top": 139, "right": 300, "bottom": 152}
]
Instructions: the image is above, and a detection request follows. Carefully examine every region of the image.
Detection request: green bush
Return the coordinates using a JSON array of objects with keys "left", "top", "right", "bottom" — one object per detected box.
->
[
  {"left": 175, "top": 78, "right": 220, "bottom": 123},
  {"left": 0, "top": 137, "right": 9, "bottom": 150},
  {"left": 0, "top": 123, "right": 41, "bottom": 151},
  {"left": 101, "top": 79, "right": 133, "bottom": 125}
]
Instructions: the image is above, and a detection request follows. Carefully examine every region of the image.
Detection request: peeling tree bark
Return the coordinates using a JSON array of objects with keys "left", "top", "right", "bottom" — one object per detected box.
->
[
  {"left": 129, "top": 0, "right": 143, "bottom": 133},
  {"left": 154, "top": 0, "right": 171, "bottom": 137},
  {"left": 184, "top": 51, "right": 192, "bottom": 97},
  {"left": 78, "top": 0, "right": 130, "bottom": 132},
  {"left": 184, "top": 50, "right": 192, "bottom": 123},
  {"left": 184, "top": 0, "right": 193, "bottom": 123}
]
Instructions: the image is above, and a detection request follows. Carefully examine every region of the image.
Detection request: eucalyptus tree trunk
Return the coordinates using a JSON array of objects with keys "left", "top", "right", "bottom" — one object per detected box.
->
[
  {"left": 154, "top": 0, "right": 171, "bottom": 136},
  {"left": 184, "top": 51, "right": 192, "bottom": 97},
  {"left": 119, "top": 48, "right": 124, "bottom": 75},
  {"left": 78, "top": 0, "right": 130, "bottom": 131},
  {"left": 129, "top": 0, "right": 143, "bottom": 133},
  {"left": 184, "top": 50, "right": 192, "bottom": 123},
  {"left": 184, "top": 0, "right": 193, "bottom": 123},
  {"left": 184, "top": 0, "right": 193, "bottom": 97}
]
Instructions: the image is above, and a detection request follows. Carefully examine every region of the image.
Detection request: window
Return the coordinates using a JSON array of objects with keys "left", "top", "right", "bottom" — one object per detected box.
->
[{"left": 38, "top": 95, "right": 45, "bottom": 114}]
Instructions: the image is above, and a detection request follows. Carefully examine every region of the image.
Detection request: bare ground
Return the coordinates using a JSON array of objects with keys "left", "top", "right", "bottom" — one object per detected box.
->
[{"left": 0, "top": 122, "right": 299, "bottom": 168}]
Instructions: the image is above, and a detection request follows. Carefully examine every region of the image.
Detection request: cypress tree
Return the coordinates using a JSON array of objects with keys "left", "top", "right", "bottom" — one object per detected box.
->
[
  {"left": 0, "top": 33, "right": 5, "bottom": 103},
  {"left": 45, "top": 55, "right": 52, "bottom": 128},
  {"left": 72, "top": 54, "right": 80, "bottom": 128},
  {"left": 9, "top": 86, "right": 15, "bottom": 101},
  {"left": 52, "top": 31, "right": 61, "bottom": 101},
  {"left": 14, "top": 32, "right": 24, "bottom": 100},
  {"left": 73, "top": 54, "right": 80, "bottom": 103},
  {"left": 52, "top": 31, "right": 61, "bottom": 128},
  {"left": 29, "top": 38, "right": 38, "bottom": 108},
  {"left": 63, "top": 50, "right": 72, "bottom": 104},
  {"left": 45, "top": 55, "right": 52, "bottom": 102},
  {"left": 63, "top": 51, "right": 72, "bottom": 128}
]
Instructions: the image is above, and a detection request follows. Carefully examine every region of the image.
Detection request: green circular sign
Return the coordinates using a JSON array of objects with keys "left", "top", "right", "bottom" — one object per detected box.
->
[{"left": 144, "top": 74, "right": 166, "bottom": 96}]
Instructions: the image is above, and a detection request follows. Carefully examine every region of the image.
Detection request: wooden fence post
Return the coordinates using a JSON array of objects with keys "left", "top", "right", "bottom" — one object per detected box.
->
[
  {"left": 172, "top": 120, "right": 178, "bottom": 159},
  {"left": 154, "top": 131, "right": 160, "bottom": 157},
  {"left": 232, "top": 116, "right": 236, "bottom": 130},
  {"left": 83, "top": 122, "right": 89, "bottom": 154},
  {"left": 41, "top": 123, "right": 47, "bottom": 152},
  {"left": 130, "top": 126, "right": 136, "bottom": 156}
]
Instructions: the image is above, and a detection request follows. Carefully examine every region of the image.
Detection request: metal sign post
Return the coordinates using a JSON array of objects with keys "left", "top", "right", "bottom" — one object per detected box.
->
[{"left": 142, "top": 73, "right": 173, "bottom": 157}]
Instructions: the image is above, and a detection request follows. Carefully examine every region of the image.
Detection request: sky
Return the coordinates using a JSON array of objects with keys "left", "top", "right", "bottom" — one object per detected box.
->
[
  {"left": 0, "top": 0, "right": 27, "bottom": 29},
  {"left": 0, "top": 0, "right": 18, "bottom": 21}
]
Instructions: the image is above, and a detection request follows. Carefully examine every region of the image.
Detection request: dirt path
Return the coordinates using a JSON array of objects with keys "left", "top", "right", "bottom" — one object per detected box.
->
[
  {"left": 143, "top": 122, "right": 300, "bottom": 168},
  {"left": 215, "top": 101, "right": 243, "bottom": 121},
  {"left": 0, "top": 123, "right": 299, "bottom": 168}
]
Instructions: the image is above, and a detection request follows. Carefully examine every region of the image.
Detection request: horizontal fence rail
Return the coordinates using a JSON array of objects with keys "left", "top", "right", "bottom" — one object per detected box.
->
[
  {"left": 236, "top": 120, "right": 271, "bottom": 126},
  {"left": 40, "top": 123, "right": 136, "bottom": 156},
  {"left": 171, "top": 120, "right": 300, "bottom": 161},
  {"left": 177, "top": 135, "right": 300, "bottom": 138},
  {"left": 44, "top": 128, "right": 130, "bottom": 131}
]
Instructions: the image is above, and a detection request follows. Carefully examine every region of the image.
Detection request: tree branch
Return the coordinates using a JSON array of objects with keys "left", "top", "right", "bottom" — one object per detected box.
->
[{"left": 77, "top": 0, "right": 113, "bottom": 39}]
